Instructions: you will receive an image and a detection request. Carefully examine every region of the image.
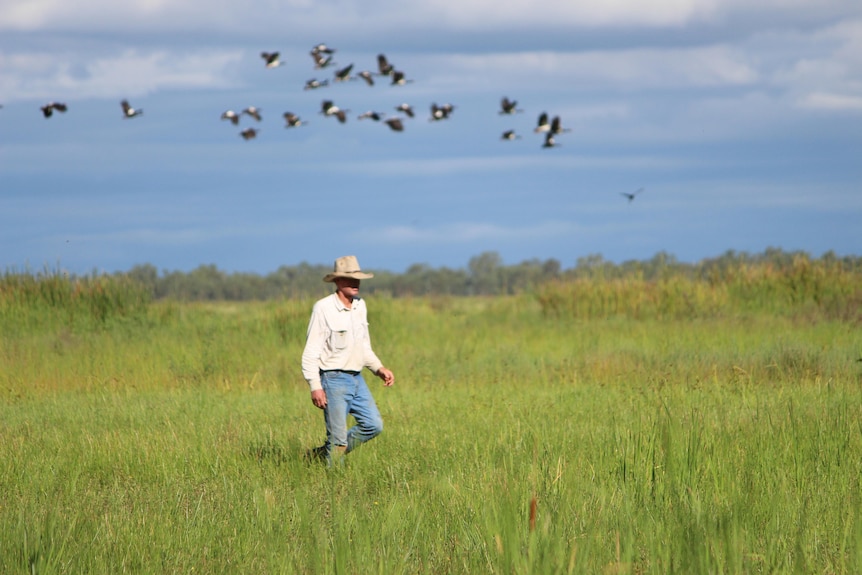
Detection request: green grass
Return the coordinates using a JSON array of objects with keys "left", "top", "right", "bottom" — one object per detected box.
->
[{"left": 2, "top": 283, "right": 861, "bottom": 573}]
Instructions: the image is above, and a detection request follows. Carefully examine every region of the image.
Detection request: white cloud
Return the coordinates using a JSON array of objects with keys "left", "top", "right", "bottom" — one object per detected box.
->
[
  {"left": 341, "top": 153, "right": 688, "bottom": 177},
  {"left": 412, "top": 0, "right": 716, "bottom": 28},
  {"left": 798, "top": 92, "right": 862, "bottom": 111},
  {"left": 3, "top": 0, "right": 859, "bottom": 35},
  {"left": 764, "top": 19, "right": 862, "bottom": 112},
  {"left": 464, "top": 45, "right": 758, "bottom": 88},
  {"left": 365, "top": 220, "right": 581, "bottom": 245},
  {"left": 0, "top": 49, "right": 243, "bottom": 101}
]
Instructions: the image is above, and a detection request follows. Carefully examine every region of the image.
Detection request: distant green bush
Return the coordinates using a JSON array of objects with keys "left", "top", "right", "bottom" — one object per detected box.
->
[{"left": 0, "top": 270, "right": 150, "bottom": 332}]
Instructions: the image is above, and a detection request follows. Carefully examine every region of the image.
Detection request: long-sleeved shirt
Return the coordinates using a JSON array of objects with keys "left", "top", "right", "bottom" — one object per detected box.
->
[{"left": 301, "top": 293, "right": 384, "bottom": 392}]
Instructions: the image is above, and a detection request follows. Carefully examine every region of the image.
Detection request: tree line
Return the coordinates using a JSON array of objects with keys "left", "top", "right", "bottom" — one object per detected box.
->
[{"left": 107, "top": 248, "right": 860, "bottom": 301}]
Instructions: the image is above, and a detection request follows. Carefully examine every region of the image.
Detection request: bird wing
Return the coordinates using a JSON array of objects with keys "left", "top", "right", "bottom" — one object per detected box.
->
[{"left": 377, "top": 54, "right": 391, "bottom": 74}]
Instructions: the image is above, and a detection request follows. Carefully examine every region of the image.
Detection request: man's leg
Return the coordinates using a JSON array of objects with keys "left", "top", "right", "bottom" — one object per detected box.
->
[
  {"left": 346, "top": 374, "right": 384, "bottom": 453},
  {"left": 321, "top": 371, "right": 353, "bottom": 462}
]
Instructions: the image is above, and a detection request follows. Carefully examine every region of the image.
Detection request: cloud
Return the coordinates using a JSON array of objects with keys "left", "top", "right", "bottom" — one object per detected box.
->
[
  {"left": 340, "top": 153, "right": 689, "bottom": 177},
  {"left": 798, "top": 92, "right": 862, "bottom": 110},
  {"left": 463, "top": 45, "right": 758, "bottom": 89},
  {"left": 364, "top": 220, "right": 582, "bottom": 245},
  {"left": 0, "top": 49, "right": 243, "bottom": 101},
  {"left": 4, "top": 0, "right": 859, "bottom": 36}
]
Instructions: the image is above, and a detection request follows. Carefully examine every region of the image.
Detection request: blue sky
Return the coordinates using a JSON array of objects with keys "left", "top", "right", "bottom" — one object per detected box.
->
[{"left": 1, "top": 0, "right": 860, "bottom": 276}]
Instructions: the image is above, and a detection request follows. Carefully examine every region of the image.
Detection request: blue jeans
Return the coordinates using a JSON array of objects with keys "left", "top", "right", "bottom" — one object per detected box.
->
[{"left": 320, "top": 370, "right": 384, "bottom": 457}]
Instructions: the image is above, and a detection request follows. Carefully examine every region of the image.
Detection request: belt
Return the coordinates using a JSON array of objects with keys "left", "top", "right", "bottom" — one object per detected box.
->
[{"left": 321, "top": 369, "right": 360, "bottom": 376}]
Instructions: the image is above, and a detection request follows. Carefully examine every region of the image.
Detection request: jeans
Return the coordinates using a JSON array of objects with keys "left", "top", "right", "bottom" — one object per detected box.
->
[{"left": 320, "top": 370, "right": 384, "bottom": 457}]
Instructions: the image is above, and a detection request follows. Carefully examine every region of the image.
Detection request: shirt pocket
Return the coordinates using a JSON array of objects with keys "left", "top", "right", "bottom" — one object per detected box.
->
[{"left": 329, "top": 329, "right": 349, "bottom": 351}]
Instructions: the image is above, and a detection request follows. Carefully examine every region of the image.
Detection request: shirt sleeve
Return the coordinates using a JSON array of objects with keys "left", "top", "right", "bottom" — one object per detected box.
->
[
  {"left": 360, "top": 303, "right": 384, "bottom": 374},
  {"left": 301, "top": 302, "right": 326, "bottom": 392}
]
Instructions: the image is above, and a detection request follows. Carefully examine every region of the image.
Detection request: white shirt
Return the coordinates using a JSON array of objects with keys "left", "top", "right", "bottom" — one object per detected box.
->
[{"left": 301, "top": 293, "right": 384, "bottom": 392}]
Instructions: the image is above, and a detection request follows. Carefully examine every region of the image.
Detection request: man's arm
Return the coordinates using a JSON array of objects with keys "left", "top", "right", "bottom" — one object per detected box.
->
[{"left": 301, "top": 304, "right": 326, "bottom": 393}]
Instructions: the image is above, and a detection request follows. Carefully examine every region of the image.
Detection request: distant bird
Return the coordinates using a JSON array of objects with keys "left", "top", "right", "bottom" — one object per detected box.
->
[
  {"left": 304, "top": 78, "right": 329, "bottom": 90},
  {"left": 501, "top": 130, "right": 521, "bottom": 140},
  {"left": 40, "top": 102, "right": 67, "bottom": 118},
  {"left": 358, "top": 111, "right": 385, "bottom": 121},
  {"left": 384, "top": 117, "right": 404, "bottom": 132},
  {"left": 430, "top": 102, "right": 455, "bottom": 121},
  {"left": 499, "top": 97, "right": 522, "bottom": 115},
  {"left": 395, "top": 103, "right": 414, "bottom": 118},
  {"left": 320, "top": 100, "right": 348, "bottom": 123},
  {"left": 621, "top": 187, "right": 645, "bottom": 202},
  {"left": 242, "top": 106, "right": 262, "bottom": 121},
  {"left": 283, "top": 112, "right": 305, "bottom": 128},
  {"left": 121, "top": 99, "right": 142, "bottom": 118},
  {"left": 358, "top": 70, "right": 374, "bottom": 86},
  {"left": 221, "top": 110, "right": 240, "bottom": 125},
  {"left": 333, "top": 64, "right": 354, "bottom": 82},
  {"left": 550, "top": 116, "right": 571, "bottom": 135},
  {"left": 391, "top": 70, "right": 412, "bottom": 86},
  {"left": 377, "top": 54, "right": 394, "bottom": 76},
  {"left": 542, "top": 132, "right": 559, "bottom": 148},
  {"left": 261, "top": 51, "right": 283, "bottom": 68},
  {"left": 311, "top": 43, "right": 336, "bottom": 55},
  {"left": 240, "top": 128, "right": 258, "bottom": 140},
  {"left": 312, "top": 51, "right": 335, "bottom": 69},
  {"left": 534, "top": 112, "right": 550, "bottom": 133}
]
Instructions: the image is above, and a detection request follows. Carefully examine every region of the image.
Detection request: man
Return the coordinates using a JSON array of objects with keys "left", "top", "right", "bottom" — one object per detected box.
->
[{"left": 301, "top": 255, "right": 395, "bottom": 463}]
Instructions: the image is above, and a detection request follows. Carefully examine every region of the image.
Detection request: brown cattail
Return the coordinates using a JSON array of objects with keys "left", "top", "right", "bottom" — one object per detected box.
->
[{"left": 529, "top": 496, "right": 537, "bottom": 532}]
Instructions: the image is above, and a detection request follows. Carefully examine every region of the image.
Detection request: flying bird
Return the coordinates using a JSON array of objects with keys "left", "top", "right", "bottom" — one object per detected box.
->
[
  {"left": 261, "top": 51, "right": 283, "bottom": 68},
  {"left": 430, "top": 102, "right": 455, "bottom": 121},
  {"left": 534, "top": 112, "right": 550, "bottom": 133},
  {"left": 377, "top": 54, "right": 394, "bottom": 76},
  {"left": 358, "top": 70, "right": 374, "bottom": 86},
  {"left": 304, "top": 78, "right": 329, "bottom": 90},
  {"left": 242, "top": 106, "right": 262, "bottom": 121},
  {"left": 621, "top": 188, "right": 645, "bottom": 202},
  {"left": 221, "top": 110, "right": 240, "bottom": 125},
  {"left": 395, "top": 103, "right": 414, "bottom": 118},
  {"left": 283, "top": 112, "right": 305, "bottom": 128},
  {"left": 550, "top": 116, "right": 571, "bottom": 135},
  {"left": 358, "top": 111, "right": 385, "bottom": 121},
  {"left": 333, "top": 64, "right": 354, "bottom": 82},
  {"left": 311, "top": 43, "right": 336, "bottom": 55},
  {"left": 320, "top": 100, "right": 348, "bottom": 123},
  {"left": 499, "top": 97, "right": 522, "bottom": 115},
  {"left": 312, "top": 51, "right": 335, "bottom": 69},
  {"left": 240, "top": 128, "right": 258, "bottom": 140},
  {"left": 40, "top": 102, "right": 67, "bottom": 118},
  {"left": 391, "top": 70, "right": 412, "bottom": 86},
  {"left": 501, "top": 130, "right": 521, "bottom": 140},
  {"left": 121, "top": 99, "right": 142, "bottom": 118},
  {"left": 384, "top": 117, "right": 404, "bottom": 132}
]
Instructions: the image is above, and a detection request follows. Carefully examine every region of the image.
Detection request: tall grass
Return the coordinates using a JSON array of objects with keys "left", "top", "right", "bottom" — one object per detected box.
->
[
  {"left": 536, "top": 255, "right": 862, "bottom": 321},
  {"left": 1, "top": 269, "right": 861, "bottom": 573},
  {"left": 0, "top": 269, "right": 150, "bottom": 334}
]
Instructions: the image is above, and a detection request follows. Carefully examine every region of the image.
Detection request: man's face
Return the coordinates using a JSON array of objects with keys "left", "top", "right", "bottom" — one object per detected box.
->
[{"left": 335, "top": 277, "right": 361, "bottom": 298}]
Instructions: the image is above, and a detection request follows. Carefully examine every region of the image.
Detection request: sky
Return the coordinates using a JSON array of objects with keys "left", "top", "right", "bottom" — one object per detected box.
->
[{"left": 1, "top": 0, "right": 861, "bottom": 276}]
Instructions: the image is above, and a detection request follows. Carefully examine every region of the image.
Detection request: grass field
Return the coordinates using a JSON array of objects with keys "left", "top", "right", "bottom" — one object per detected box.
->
[{"left": 2, "top": 274, "right": 861, "bottom": 573}]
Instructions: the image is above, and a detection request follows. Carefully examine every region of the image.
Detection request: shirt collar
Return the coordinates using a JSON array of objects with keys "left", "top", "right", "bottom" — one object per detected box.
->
[{"left": 333, "top": 292, "right": 360, "bottom": 311}]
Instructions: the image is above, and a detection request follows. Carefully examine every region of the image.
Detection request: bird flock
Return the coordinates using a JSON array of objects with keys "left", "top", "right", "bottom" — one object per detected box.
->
[
  {"left": 22, "top": 42, "right": 644, "bottom": 201},
  {"left": 214, "top": 45, "right": 456, "bottom": 140}
]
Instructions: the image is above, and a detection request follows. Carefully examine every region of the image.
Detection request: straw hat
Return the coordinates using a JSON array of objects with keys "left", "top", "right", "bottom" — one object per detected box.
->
[{"left": 323, "top": 255, "right": 375, "bottom": 282}]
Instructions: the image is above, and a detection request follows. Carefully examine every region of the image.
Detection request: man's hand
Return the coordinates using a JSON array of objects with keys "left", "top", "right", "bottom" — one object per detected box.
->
[
  {"left": 311, "top": 389, "right": 327, "bottom": 409},
  {"left": 376, "top": 367, "right": 395, "bottom": 387}
]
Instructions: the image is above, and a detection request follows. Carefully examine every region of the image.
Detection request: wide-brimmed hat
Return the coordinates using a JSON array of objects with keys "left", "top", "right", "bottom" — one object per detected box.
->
[{"left": 323, "top": 255, "right": 375, "bottom": 282}]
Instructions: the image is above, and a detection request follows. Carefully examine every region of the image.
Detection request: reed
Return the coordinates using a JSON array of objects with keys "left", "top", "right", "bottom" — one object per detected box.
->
[{"left": 536, "top": 256, "right": 862, "bottom": 321}]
